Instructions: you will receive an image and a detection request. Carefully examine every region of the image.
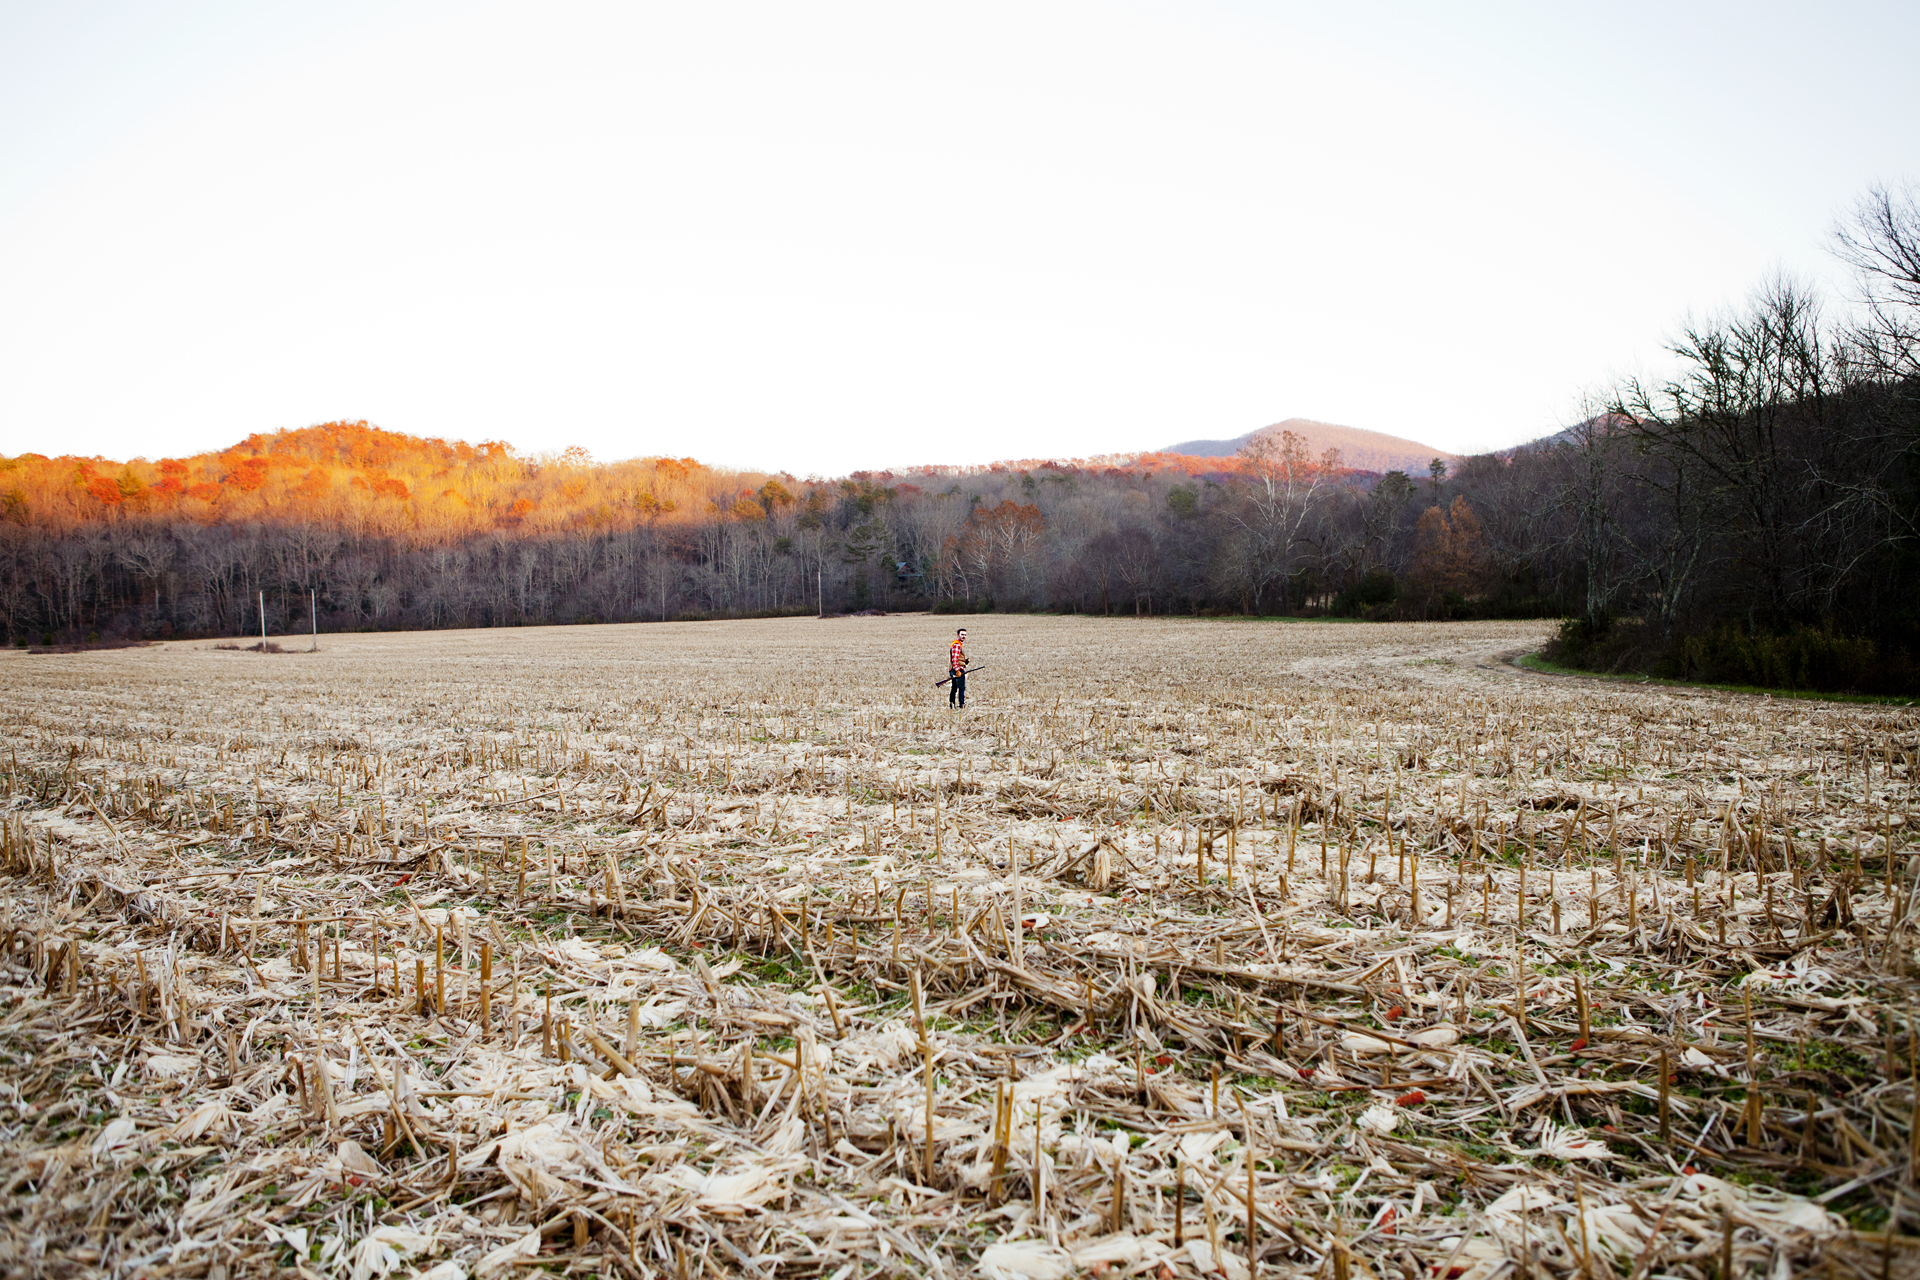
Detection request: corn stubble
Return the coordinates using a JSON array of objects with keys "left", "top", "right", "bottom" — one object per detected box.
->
[{"left": 0, "top": 615, "right": 1914, "bottom": 1278}]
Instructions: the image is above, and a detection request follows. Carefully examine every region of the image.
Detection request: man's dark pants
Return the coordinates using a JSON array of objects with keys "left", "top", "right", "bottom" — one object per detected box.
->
[{"left": 949, "top": 672, "right": 966, "bottom": 707}]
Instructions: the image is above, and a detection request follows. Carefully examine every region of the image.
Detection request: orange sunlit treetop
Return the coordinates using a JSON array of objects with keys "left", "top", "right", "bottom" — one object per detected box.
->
[
  {"left": 0, "top": 422, "right": 756, "bottom": 537},
  {"left": 0, "top": 420, "right": 1356, "bottom": 538}
]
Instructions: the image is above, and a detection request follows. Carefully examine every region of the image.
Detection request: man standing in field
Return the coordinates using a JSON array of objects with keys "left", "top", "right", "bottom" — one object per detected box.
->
[{"left": 948, "top": 627, "right": 969, "bottom": 709}]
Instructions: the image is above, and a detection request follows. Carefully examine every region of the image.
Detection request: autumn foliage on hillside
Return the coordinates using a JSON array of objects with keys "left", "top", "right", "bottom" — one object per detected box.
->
[
  {"left": 2, "top": 421, "right": 1333, "bottom": 539},
  {"left": 0, "top": 421, "right": 742, "bottom": 537},
  {"left": 0, "top": 418, "right": 1540, "bottom": 644}
]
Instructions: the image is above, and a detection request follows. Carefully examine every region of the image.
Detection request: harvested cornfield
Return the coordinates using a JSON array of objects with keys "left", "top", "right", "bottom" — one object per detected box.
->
[{"left": 1, "top": 615, "right": 1916, "bottom": 1279}]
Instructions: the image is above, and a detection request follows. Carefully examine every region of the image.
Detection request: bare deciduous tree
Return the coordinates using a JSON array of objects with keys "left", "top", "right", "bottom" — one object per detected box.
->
[{"left": 1232, "top": 429, "right": 1337, "bottom": 611}]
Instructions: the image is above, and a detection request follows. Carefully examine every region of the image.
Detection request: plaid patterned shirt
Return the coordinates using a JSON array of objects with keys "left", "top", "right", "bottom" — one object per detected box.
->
[{"left": 949, "top": 639, "right": 967, "bottom": 673}]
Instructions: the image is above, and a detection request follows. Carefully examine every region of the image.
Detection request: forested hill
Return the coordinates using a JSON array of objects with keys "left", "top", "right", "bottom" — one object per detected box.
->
[
  {"left": 4, "top": 420, "right": 1411, "bottom": 639},
  {"left": 1, "top": 419, "right": 1322, "bottom": 546}
]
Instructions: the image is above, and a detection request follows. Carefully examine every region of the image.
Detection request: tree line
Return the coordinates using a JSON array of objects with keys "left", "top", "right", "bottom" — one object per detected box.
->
[
  {"left": 3, "top": 183, "right": 1917, "bottom": 691},
  {"left": 1539, "top": 182, "right": 1920, "bottom": 693},
  {"left": 0, "top": 421, "right": 1486, "bottom": 642}
]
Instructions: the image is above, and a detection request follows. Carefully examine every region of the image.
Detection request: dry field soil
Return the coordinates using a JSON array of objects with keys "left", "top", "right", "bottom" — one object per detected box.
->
[{"left": 2, "top": 616, "right": 1917, "bottom": 1279}]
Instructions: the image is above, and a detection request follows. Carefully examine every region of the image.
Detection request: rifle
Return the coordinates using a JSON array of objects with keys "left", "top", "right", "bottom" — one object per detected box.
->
[{"left": 934, "top": 667, "right": 985, "bottom": 688}]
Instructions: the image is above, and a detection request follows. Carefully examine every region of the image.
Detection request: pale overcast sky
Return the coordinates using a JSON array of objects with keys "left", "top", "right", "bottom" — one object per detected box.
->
[{"left": 0, "top": 1, "right": 1914, "bottom": 475}]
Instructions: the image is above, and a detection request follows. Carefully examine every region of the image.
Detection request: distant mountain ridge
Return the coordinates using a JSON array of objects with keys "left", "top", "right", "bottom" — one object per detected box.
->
[{"left": 1161, "top": 418, "right": 1459, "bottom": 475}]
